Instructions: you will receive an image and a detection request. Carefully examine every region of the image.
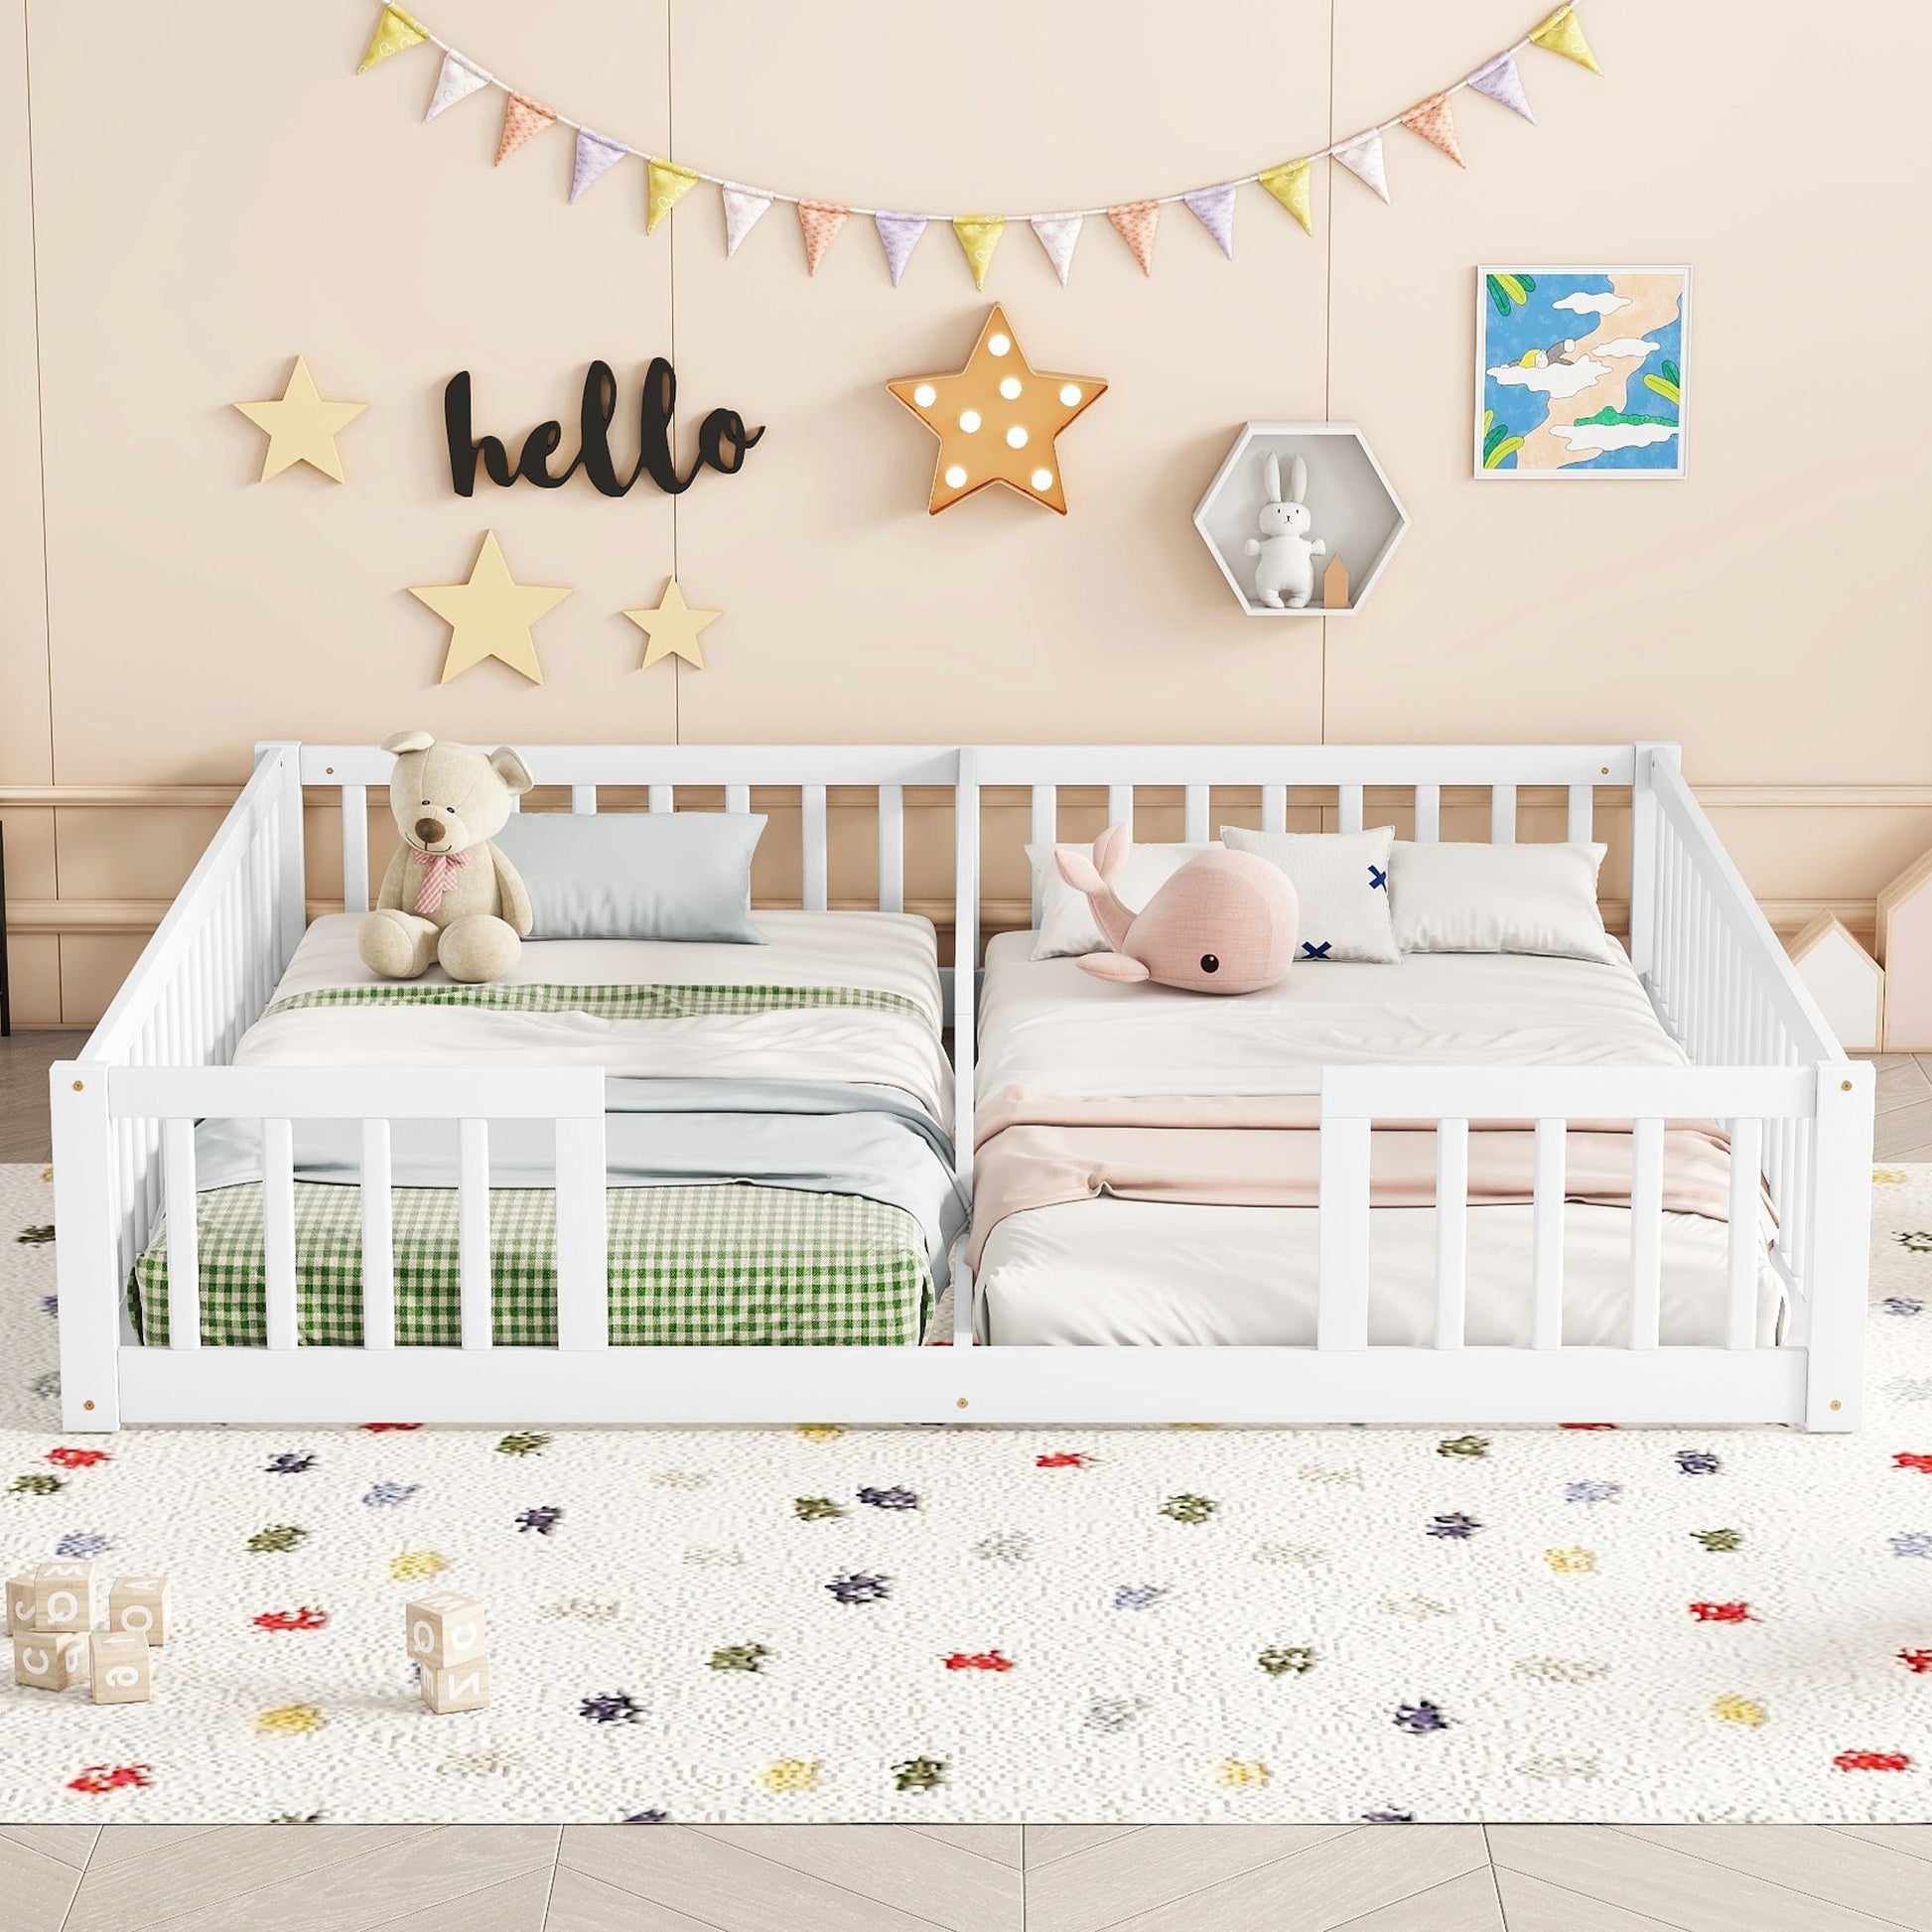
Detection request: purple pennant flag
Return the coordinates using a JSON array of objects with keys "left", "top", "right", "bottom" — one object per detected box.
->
[
  {"left": 873, "top": 211, "right": 927, "bottom": 287},
  {"left": 1467, "top": 53, "right": 1536, "bottom": 123},
  {"left": 570, "top": 128, "right": 628, "bottom": 204},
  {"left": 1181, "top": 183, "right": 1238, "bottom": 260}
]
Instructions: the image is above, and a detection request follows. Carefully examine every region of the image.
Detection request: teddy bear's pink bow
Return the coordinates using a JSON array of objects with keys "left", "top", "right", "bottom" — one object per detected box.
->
[{"left": 411, "top": 848, "right": 471, "bottom": 916}]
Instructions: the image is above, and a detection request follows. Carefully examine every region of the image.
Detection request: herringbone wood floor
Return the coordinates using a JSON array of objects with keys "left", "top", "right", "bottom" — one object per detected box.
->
[{"left": 3, "top": 1039, "right": 1927, "bottom": 1930}]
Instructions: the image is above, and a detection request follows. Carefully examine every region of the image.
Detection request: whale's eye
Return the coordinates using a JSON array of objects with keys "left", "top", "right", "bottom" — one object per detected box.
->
[{"left": 1199, "top": 953, "right": 1220, "bottom": 974}]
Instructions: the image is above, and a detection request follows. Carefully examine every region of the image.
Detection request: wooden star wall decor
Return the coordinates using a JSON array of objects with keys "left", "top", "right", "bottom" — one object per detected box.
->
[
  {"left": 887, "top": 305, "right": 1106, "bottom": 514},
  {"left": 409, "top": 531, "right": 571, "bottom": 684},
  {"left": 623, "top": 578, "right": 721, "bottom": 670},
  {"left": 232, "top": 356, "right": 367, "bottom": 483}
]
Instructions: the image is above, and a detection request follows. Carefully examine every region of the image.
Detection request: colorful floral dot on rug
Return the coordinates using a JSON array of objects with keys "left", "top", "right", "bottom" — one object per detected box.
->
[
  {"left": 44, "top": 1447, "right": 108, "bottom": 1468},
  {"left": 1691, "top": 1528, "right": 1743, "bottom": 1552},
  {"left": 1160, "top": 1493, "right": 1216, "bottom": 1524},
  {"left": 1898, "top": 1649, "right": 1932, "bottom": 1674},
  {"left": 253, "top": 1606, "right": 329, "bottom": 1632},
  {"left": 10, "top": 1472, "right": 63, "bottom": 1495},
  {"left": 516, "top": 1506, "right": 563, "bottom": 1535},
  {"left": 1894, "top": 1231, "right": 1932, "bottom": 1253},
  {"left": 792, "top": 1496, "right": 845, "bottom": 1521},
  {"left": 857, "top": 1486, "right": 917, "bottom": 1510},
  {"left": 1712, "top": 1695, "right": 1767, "bottom": 1726},
  {"left": 942, "top": 1650, "right": 1013, "bottom": 1672},
  {"left": 361, "top": 1483, "right": 419, "bottom": 1507},
  {"left": 1883, "top": 1298, "right": 1925, "bottom": 1316},
  {"left": 66, "top": 1764, "right": 152, "bottom": 1795},
  {"left": 54, "top": 1532, "right": 111, "bottom": 1559},
  {"left": 256, "top": 1704, "right": 326, "bottom": 1735},
  {"left": 1361, "top": 1809, "right": 1415, "bottom": 1823},
  {"left": 1892, "top": 1451, "right": 1932, "bottom": 1473},
  {"left": 1035, "top": 1451, "right": 1093, "bottom": 1468},
  {"left": 1426, "top": 1513, "right": 1481, "bottom": 1539},
  {"left": 360, "top": 1423, "right": 421, "bottom": 1433},
  {"left": 1394, "top": 1701, "right": 1451, "bottom": 1734},
  {"left": 1676, "top": 1449, "right": 1724, "bottom": 1475},
  {"left": 1689, "top": 1601, "right": 1756, "bottom": 1623},
  {"left": 1544, "top": 1548, "right": 1594, "bottom": 1574},
  {"left": 761, "top": 1758, "right": 820, "bottom": 1793},
  {"left": 972, "top": 1530, "right": 1033, "bottom": 1563},
  {"left": 1258, "top": 1645, "right": 1316, "bottom": 1677},
  {"left": 708, "top": 1644, "right": 770, "bottom": 1674},
  {"left": 15, "top": 1224, "right": 53, "bottom": 1246},
  {"left": 388, "top": 1551, "right": 449, "bottom": 1583},
  {"left": 622, "top": 1809, "right": 670, "bottom": 1824},
  {"left": 29, "top": 1371, "right": 60, "bottom": 1402},
  {"left": 1085, "top": 1697, "right": 1145, "bottom": 1732},
  {"left": 793, "top": 1424, "right": 845, "bottom": 1442},
  {"left": 1560, "top": 1422, "right": 1617, "bottom": 1431},
  {"left": 247, "top": 1525, "right": 308, "bottom": 1554},
  {"left": 825, "top": 1573, "right": 891, "bottom": 1604},
  {"left": 1888, "top": 1530, "right": 1932, "bottom": 1558},
  {"left": 1212, "top": 1759, "right": 1271, "bottom": 1788},
  {"left": 1437, "top": 1436, "right": 1489, "bottom": 1459},
  {"left": 580, "top": 1692, "right": 644, "bottom": 1725},
  {"left": 1565, "top": 1480, "right": 1621, "bottom": 1504},
  {"left": 893, "top": 1756, "right": 946, "bottom": 1792},
  {"left": 1875, "top": 1168, "right": 1909, "bottom": 1184},
  {"left": 494, "top": 1432, "right": 550, "bottom": 1457},
  {"left": 1112, "top": 1584, "right": 1169, "bottom": 1611},
  {"left": 1833, "top": 1750, "right": 1912, "bottom": 1772},
  {"left": 38, "top": 1294, "right": 57, "bottom": 1316},
  {"left": 268, "top": 1812, "right": 322, "bottom": 1824},
  {"left": 264, "top": 1451, "right": 317, "bottom": 1474}
]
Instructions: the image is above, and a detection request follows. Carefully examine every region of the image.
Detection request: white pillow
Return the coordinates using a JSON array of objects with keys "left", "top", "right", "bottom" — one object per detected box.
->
[
  {"left": 1220, "top": 825, "right": 1397, "bottom": 963},
  {"left": 1026, "top": 841, "right": 1217, "bottom": 960},
  {"left": 1390, "top": 841, "right": 1613, "bottom": 960}
]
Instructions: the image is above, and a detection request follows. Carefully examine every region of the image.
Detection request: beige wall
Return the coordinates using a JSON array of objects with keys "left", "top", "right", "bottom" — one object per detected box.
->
[{"left": 3, "top": 0, "right": 1929, "bottom": 1023}]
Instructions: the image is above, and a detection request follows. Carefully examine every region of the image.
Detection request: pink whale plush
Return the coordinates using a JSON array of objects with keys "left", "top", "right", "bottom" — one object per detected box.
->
[{"left": 1053, "top": 824, "right": 1299, "bottom": 995}]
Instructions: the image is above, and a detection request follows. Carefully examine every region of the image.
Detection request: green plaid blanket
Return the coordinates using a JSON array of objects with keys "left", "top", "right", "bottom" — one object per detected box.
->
[
  {"left": 263, "top": 982, "right": 931, "bottom": 1025},
  {"left": 130, "top": 1181, "right": 929, "bottom": 1347}
]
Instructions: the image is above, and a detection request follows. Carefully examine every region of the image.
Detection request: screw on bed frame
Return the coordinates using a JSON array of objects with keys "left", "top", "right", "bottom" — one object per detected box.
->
[
  {"left": 956, "top": 1398, "right": 969, "bottom": 1409},
  {"left": 82, "top": 1401, "right": 94, "bottom": 1412},
  {"left": 1831, "top": 1400, "right": 1842, "bottom": 1411},
  {"left": 71, "top": 1080, "right": 82, "bottom": 1091}
]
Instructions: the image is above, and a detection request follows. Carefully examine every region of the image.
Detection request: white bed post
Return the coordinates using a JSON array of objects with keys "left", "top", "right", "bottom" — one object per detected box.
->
[
  {"left": 52, "top": 1067, "right": 121, "bottom": 1432},
  {"left": 1626, "top": 741, "right": 1676, "bottom": 981},
  {"left": 257, "top": 741, "right": 308, "bottom": 977},
  {"left": 1804, "top": 1060, "right": 1874, "bottom": 1431}
]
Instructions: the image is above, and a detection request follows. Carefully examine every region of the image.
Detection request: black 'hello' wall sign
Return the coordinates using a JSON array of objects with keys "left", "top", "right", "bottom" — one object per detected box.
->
[{"left": 445, "top": 358, "right": 763, "bottom": 497}]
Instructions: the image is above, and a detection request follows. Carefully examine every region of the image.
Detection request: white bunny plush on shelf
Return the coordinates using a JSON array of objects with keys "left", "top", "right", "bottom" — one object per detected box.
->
[{"left": 1244, "top": 451, "right": 1326, "bottom": 611}]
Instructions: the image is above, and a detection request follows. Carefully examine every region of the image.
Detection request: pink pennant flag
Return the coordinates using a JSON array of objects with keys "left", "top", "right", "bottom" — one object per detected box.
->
[
  {"left": 571, "top": 129, "right": 627, "bottom": 204},
  {"left": 1108, "top": 200, "right": 1160, "bottom": 277},
  {"left": 797, "top": 200, "right": 850, "bottom": 275},
  {"left": 1400, "top": 93, "right": 1465, "bottom": 167},
  {"left": 722, "top": 187, "right": 772, "bottom": 257},
  {"left": 1031, "top": 213, "right": 1082, "bottom": 285},
  {"left": 1331, "top": 129, "right": 1390, "bottom": 203},
  {"left": 1182, "top": 183, "right": 1238, "bottom": 259},
  {"left": 1468, "top": 53, "right": 1536, "bottom": 123},
  {"left": 495, "top": 92, "right": 556, "bottom": 167},
  {"left": 874, "top": 211, "right": 927, "bottom": 287},
  {"left": 424, "top": 51, "right": 489, "bottom": 122}
]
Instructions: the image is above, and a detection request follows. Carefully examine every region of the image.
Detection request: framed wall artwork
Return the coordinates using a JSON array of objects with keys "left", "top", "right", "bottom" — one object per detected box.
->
[{"left": 1475, "top": 264, "right": 1689, "bottom": 479}]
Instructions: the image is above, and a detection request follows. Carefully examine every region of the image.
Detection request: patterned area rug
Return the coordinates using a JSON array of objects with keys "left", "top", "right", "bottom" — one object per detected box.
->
[{"left": 1, "top": 1162, "right": 1928, "bottom": 1825}]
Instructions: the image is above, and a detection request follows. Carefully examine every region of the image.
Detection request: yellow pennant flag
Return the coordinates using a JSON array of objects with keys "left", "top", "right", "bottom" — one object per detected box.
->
[
  {"left": 1258, "top": 161, "right": 1312, "bottom": 234},
  {"left": 951, "top": 216, "right": 1007, "bottom": 291},
  {"left": 645, "top": 159, "right": 700, "bottom": 234},
  {"left": 1529, "top": 4, "right": 1602, "bottom": 74},
  {"left": 357, "top": 4, "right": 428, "bottom": 73}
]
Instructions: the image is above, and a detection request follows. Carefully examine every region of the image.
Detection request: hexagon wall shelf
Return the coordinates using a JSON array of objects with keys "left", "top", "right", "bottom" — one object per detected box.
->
[{"left": 1193, "top": 422, "right": 1410, "bottom": 618}]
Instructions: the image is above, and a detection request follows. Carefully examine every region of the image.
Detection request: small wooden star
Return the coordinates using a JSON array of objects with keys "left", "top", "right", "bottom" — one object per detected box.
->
[
  {"left": 888, "top": 305, "right": 1106, "bottom": 514},
  {"left": 409, "top": 532, "right": 571, "bottom": 685},
  {"left": 232, "top": 356, "right": 367, "bottom": 483},
  {"left": 623, "top": 578, "right": 722, "bottom": 670}
]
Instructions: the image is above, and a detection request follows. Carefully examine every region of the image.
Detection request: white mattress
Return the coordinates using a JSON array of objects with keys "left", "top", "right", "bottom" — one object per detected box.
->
[{"left": 973, "top": 933, "right": 1780, "bottom": 1347}]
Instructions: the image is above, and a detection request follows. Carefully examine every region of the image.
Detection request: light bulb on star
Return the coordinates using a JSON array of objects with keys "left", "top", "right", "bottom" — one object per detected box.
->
[{"left": 887, "top": 305, "right": 1106, "bottom": 514}]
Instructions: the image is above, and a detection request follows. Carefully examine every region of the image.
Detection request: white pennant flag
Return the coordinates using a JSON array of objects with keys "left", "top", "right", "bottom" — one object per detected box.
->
[
  {"left": 721, "top": 187, "right": 773, "bottom": 257},
  {"left": 1030, "top": 213, "right": 1083, "bottom": 285},
  {"left": 1331, "top": 129, "right": 1390, "bottom": 204},
  {"left": 425, "top": 50, "right": 490, "bottom": 122}
]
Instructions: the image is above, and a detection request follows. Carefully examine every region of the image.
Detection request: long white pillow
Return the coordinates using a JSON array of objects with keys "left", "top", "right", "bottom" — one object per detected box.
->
[
  {"left": 1220, "top": 825, "right": 1397, "bottom": 963},
  {"left": 1390, "top": 840, "right": 1613, "bottom": 960},
  {"left": 1025, "top": 841, "right": 1217, "bottom": 960}
]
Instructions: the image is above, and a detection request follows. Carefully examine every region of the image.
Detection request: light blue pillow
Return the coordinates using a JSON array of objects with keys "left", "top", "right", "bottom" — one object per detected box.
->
[{"left": 492, "top": 811, "right": 767, "bottom": 943}]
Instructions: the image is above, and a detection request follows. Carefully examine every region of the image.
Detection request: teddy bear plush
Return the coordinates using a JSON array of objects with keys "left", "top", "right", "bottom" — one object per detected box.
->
[{"left": 357, "top": 730, "right": 535, "bottom": 983}]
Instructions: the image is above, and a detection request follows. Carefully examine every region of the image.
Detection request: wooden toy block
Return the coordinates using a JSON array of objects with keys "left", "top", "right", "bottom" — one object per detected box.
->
[
  {"left": 420, "top": 1655, "right": 489, "bottom": 1715},
  {"left": 107, "top": 1575, "right": 171, "bottom": 1646},
  {"left": 13, "top": 1631, "right": 86, "bottom": 1692},
  {"left": 1786, "top": 913, "right": 1885, "bottom": 1052},
  {"left": 4, "top": 1573, "right": 36, "bottom": 1637},
  {"left": 1879, "top": 848, "right": 1932, "bottom": 1049},
  {"left": 89, "top": 1631, "right": 151, "bottom": 1705},
  {"left": 1321, "top": 552, "right": 1350, "bottom": 612},
  {"left": 31, "top": 1561, "right": 96, "bottom": 1633},
  {"left": 405, "top": 1592, "right": 485, "bottom": 1671}
]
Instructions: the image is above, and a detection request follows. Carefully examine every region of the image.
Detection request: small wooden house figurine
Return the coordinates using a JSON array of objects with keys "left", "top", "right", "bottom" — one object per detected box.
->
[
  {"left": 1879, "top": 850, "right": 1932, "bottom": 1050},
  {"left": 1786, "top": 913, "right": 1884, "bottom": 1052}
]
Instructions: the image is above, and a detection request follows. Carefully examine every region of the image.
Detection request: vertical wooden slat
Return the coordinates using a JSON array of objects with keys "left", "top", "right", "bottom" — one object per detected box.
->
[
  {"left": 1107, "top": 783, "right": 1133, "bottom": 834},
  {"left": 1567, "top": 783, "right": 1593, "bottom": 845},
  {"left": 1725, "top": 1117, "right": 1763, "bottom": 1350},
  {"left": 162, "top": 1119, "right": 201, "bottom": 1350},
  {"left": 801, "top": 785, "right": 829, "bottom": 910},
  {"left": 1434, "top": 1118, "right": 1468, "bottom": 1351},
  {"left": 342, "top": 785, "right": 368, "bottom": 912},
  {"left": 1262, "top": 785, "right": 1288, "bottom": 833},
  {"left": 571, "top": 785, "right": 597, "bottom": 815},
  {"left": 261, "top": 1117, "right": 298, "bottom": 1352},
  {"left": 1490, "top": 783, "right": 1517, "bottom": 845},
  {"left": 725, "top": 783, "right": 751, "bottom": 816},
  {"left": 1531, "top": 1119, "right": 1565, "bottom": 1349},
  {"left": 360, "top": 1118, "right": 395, "bottom": 1350},
  {"left": 1182, "top": 783, "right": 1210, "bottom": 844},
  {"left": 554, "top": 1114, "right": 610, "bottom": 1350},
  {"left": 1413, "top": 784, "right": 1440, "bottom": 843},
  {"left": 1627, "top": 1116, "right": 1665, "bottom": 1349},
  {"left": 877, "top": 784, "right": 904, "bottom": 914},
  {"left": 1337, "top": 784, "right": 1364, "bottom": 834},
  {"left": 648, "top": 784, "right": 673, "bottom": 814},
  {"left": 458, "top": 1118, "right": 491, "bottom": 1350},
  {"left": 1316, "top": 1115, "right": 1372, "bottom": 1349},
  {"left": 1030, "top": 786, "right": 1056, "bottom": 926}
]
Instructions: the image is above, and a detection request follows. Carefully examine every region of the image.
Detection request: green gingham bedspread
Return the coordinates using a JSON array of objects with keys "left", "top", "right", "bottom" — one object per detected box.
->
[
  {"left": 129, "top": 1180, "right": 931, "bottom": 1348},
  {"left": 260, "top": 982, "right": 931, "bottom": 1024}
]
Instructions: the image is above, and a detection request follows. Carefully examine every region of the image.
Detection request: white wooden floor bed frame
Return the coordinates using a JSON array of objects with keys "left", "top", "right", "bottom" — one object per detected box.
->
[{"left": 52, "top": 741, "right": 1873, "bottom": 1433}]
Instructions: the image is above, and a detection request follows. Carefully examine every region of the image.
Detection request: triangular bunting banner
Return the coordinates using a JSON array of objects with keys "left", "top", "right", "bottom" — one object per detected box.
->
[
  {"left": 570, "top": 128, "right": 626, "bottom": 203},
  {"left": 1108, "top": 200, "right": 1159, "bottom": 276},
  {"left": 425, "top": 51, "right": 489, "bottom": 121},
  {"left": 645, "top": 158, "right": 699, "bottom": 233},
  {"left": 358, "top": 4, "right": 427, "bottom": 73},
  {"left": 1529, "top": 4, "right": 1602, "bottom": 74},
  {"left": 1030, "top": 214, "right": 1082, "bottom": 285},
  {"left": 722, "top": 188, "right": 772, "bottom": 257},
  {"left": 495, "top": 92, "right": 556, "bottom": 166},
  {"left": 1330, "top": 130, "right": 1390, "bottom": 203},
  {"left": 952, "top": 216, "right": 1007, "bottom": 291},
  {"left": 1258, "top": 161, "right": 1313, "bottom": 233},
  {"left": 1468, "top": 52, "right": 1536, "bottom": 122},
  {"left": 1401, "top": 92, "right": 1465, "bottom": 166},
  {"left": 1182, "top": 183, "right": 1238, "bottom": 259},
  {"left": 797, "top": 200, "right": 850, "bottom": 275},
  {"left": 874, "top": 212, "right": 927, "bottom": 286}
]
